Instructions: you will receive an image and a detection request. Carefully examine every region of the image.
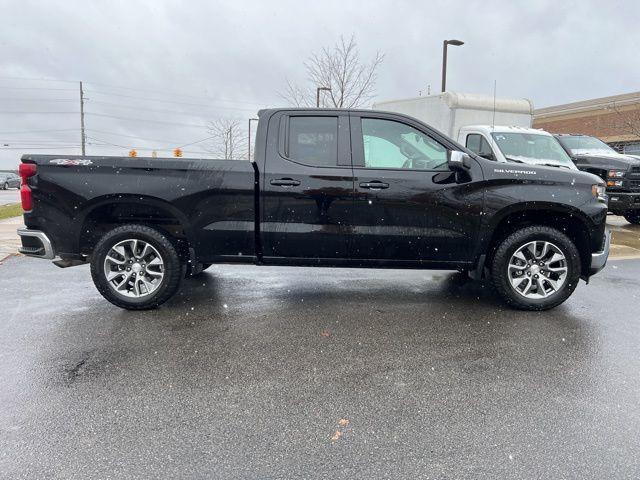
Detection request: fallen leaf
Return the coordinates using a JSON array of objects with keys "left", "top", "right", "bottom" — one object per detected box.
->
[
  {"left": 320, "top": 330, "right": 331, "bottom": 337},
  {"left": 338, "top": 418, "right": 349, "bottom": 427},
  {"left": 330, "top": 430, "right": 342, "bottom": 442}
]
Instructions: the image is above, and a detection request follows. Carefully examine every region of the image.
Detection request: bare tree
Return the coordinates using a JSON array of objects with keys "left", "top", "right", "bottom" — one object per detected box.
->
[
  {"left": 208, "top": 119, "right": 248, "bottom": 159},
  {"left": 280, "top": 35, "right": 384, "bottom": 108},
  {"left": 608, "top": 101, "right": 640, "bottom": 139}
]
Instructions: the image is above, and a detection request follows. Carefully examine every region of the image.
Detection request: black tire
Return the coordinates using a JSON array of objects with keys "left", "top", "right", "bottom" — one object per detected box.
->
[
  {"left": 491, "top": 226, "right": 581, "bottom": 311},
  {"left": 2, "top": 182, "right": 7, "bottom": 190},
  {"left": 623, "top": 211, "right": 640, "bottom": 225},
  {"left": 90, "top": 224, "right": 184, "bottom": 310}
]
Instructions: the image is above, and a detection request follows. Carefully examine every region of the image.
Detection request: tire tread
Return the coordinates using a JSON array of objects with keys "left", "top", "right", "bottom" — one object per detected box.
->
[
  {"left": 490, "top": 225, "right": 581, "bottom": 311},
  {"left": 90, "top": 224, "right": 183, "bottom": 310}
]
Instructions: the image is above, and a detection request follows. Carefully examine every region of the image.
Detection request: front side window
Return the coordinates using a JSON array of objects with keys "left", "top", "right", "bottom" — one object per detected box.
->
[
  {"left": 361, "top": 118, "right": 448, "bottom": 170},
  {"left": 288, "top": 116, "right": 338, "bottom": 167}
]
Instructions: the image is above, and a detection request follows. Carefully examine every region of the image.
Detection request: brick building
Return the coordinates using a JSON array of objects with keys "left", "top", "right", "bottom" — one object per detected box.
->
[{"left": 533, "top": 91, "right": 640, "bottom": 154}]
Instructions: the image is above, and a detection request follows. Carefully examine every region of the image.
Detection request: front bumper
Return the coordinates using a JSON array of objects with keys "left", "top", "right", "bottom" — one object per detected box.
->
[
  {"left": 607, "top": 191, "right": 640, "bottom": 213},
  {"left": 17, "top": 228, "right": 55, "bottom": 259},
  {"left": 590, "top": 228, "right": 611, "bottom": 276}
]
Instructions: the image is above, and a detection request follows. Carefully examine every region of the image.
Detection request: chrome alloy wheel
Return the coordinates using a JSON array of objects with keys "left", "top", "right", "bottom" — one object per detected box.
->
[
  {"left": 507, "top": 240, "right": 568, "bottom": 299},
  {"left": 103, "top": 239, "right": 165, "bottom": 298}
]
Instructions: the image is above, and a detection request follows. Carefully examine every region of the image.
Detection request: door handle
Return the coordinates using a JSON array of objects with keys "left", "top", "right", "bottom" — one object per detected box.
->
[
  {"left": 270, "top": 178, "right": 301, "bottom": 187},
  {"left": 359, "top": 181, "right": 389, "bottom": 190}
]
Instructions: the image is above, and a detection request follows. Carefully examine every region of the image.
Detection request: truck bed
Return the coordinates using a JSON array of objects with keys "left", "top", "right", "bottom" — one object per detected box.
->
[{"left": 21, "top": 154, "right": 258, "bottom": 261}]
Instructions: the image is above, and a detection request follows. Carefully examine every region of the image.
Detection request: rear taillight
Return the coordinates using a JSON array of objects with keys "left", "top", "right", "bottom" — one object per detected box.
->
[{"left": 19, "top": 163, "right": 37, "bottom": 212}]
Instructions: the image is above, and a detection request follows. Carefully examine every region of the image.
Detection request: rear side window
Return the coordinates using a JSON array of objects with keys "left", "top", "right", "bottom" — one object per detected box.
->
[{"left": 288, "top": 116, "right": 338, "bottom": 167}]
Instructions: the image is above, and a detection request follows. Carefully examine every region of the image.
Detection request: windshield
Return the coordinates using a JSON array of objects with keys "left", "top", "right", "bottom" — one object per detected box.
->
[
  {"left": 491, "top": 132, "right": 574, "bottom": 165},
  {"left": 556, "top": 135, "right": 618, "bottom": 155}
]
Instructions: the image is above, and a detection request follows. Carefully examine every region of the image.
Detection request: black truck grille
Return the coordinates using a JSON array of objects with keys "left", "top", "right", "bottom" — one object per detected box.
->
[{"left": 628, "top": 166, "right": 640, "bottom": 179}]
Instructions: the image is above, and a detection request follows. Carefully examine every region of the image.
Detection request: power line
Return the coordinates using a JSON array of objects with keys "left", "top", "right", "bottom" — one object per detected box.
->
[
  {"left": 0, "top": 145, "right": 81, "bottom": 150},
  {"left": 0, "top": 75, "right": 264, "bottom": 106},
  {"left": 0, "top": 98, "right": 76, "bottom": 102},
  {"left": 1, "top": 140, "right": 84, "bottom": 144},
  {"left": 87, "top": 99, "right": 252, "bottom": 116},
  {"left": 85, "top": 135, "right": 211, "bottom": 156},
  {"left": 0, "top": 128, "right": 78, "bottom": 134},
  {"left": 0, "top": 86, "right": 76, "bottom": 91},
  {"left": 0, "top": 76, "right": 78, "bottom": 84},
  {"left": 177, "top": 135, "right": 216, "bottom": 148},
  {"left": 84, "top": 81, "right": 262, "bottom": 105},
  {"left": 86, "top": 128, "right": 192, "bottom": 145},
  {"left": 85, "top": 112, "right": 210, "bottom": 129},
  {"left": 85, "top": 135, "right": 129, "bottom": 149},
  {"left": 0, "top": 111, "right": 78, "bottom": 114},
  {"left": 85, "top": 89, "right": 259, "bottom": 111},
  {"left": 85, "top": 133, "right": 214, "bottom": 151}
]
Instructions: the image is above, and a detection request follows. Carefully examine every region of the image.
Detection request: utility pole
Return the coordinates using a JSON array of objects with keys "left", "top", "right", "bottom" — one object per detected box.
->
[{"left": 79, "top": 81, "right": 86, "bottom": 156}]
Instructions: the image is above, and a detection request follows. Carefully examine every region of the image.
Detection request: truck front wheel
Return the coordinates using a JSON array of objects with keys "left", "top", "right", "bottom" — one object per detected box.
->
[
  {"left": 90, "top": 224, "right": 184, "bottom": 310},
  {"left": 491, "top": 226, "right": 581, "bottom": 311},
  {"left": 624, "top": 211, "right": 640, "bottom": 225}
]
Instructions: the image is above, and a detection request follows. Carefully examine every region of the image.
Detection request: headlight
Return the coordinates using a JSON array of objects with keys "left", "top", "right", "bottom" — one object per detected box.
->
[
  {"left": 608, "top": 170, "right": 625, "bottom": 178},
  {"left": 592, "top": 184, "right": 606, "bottom": 199}
]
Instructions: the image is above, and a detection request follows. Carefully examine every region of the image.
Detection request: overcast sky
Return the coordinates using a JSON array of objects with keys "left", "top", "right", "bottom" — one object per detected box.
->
[{"left": 1, "top": 0, "right": 639, "bottom": 169}]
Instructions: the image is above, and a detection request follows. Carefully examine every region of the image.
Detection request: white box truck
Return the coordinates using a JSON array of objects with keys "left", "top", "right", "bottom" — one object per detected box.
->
[
  {"left": 373, "top": 91, "right": 534, "bottom": 139},
  {"left": 374, "top": 92, "right": 576, "bottom": 169}
]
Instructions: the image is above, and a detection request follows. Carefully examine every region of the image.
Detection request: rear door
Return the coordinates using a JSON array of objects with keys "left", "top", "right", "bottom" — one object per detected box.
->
[
  {"left": 349, "top": 112, "right": 484, "bottom": 264},
  {"left": 260, "top": 111, "right": 355, "bottom": 261}
]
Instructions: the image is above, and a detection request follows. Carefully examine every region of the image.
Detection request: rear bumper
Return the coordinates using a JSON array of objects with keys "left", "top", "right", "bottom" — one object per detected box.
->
[
  {"left": 590, "top": 228, "right": 611, "bottom": 276},
  {"left": 607, "top": 192, "right": 640, "bottom": 213},
  {"left": 17, "top": 228, "right": 55, "bottom": 259}
]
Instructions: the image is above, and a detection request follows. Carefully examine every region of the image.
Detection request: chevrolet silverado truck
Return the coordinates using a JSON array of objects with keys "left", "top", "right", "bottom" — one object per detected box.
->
[
  {"left": 555, "top": 134, "right": 640, "bottom": 224},
  {"left": 17, "top": 108, "right": 610, "bottom": 311}
]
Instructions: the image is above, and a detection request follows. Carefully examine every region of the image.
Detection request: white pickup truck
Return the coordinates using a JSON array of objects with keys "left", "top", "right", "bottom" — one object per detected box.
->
[{"left": 374, "top": 91, "right": 576, "bottom": 169}]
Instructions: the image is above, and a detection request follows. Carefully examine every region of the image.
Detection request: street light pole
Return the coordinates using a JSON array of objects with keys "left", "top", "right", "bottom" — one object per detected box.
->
[
  {"left": 247, "top": 117, "right": 259, "bottom": 161},
  {"left": 316, "top": 87, "right": 331, "bottom": 107},
  {"left": 79, "top": 81, "right": 86, "bottom": 156},
  {"left": 441, "top": 39, "right": 464, "bottom": 93}
]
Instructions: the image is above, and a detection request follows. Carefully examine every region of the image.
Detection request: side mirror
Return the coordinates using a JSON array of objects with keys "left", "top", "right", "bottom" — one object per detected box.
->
[{"left": 448, "top": 150, "right": 471, "bottom": 170}]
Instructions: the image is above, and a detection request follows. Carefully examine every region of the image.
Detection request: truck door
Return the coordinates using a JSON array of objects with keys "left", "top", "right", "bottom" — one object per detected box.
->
[
  {"left": 349, "top": 112, "right": 483, "bottom": 263},
  {"left": 260, "top": 111, "right": 355, "bottom": 261}
]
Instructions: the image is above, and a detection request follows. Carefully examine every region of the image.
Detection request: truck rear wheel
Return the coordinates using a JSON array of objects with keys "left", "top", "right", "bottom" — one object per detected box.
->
[
  {"left": 491, "top": 226, "right": 581, "bottom": 311},
  {"left": 624, "top": 211, "right": 640, "bottom": 225},
  {"left": 90, "top": 224, "right": 184, "bottom": 310}
]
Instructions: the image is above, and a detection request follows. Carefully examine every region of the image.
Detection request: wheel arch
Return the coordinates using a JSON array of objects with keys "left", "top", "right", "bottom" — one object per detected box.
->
[
  {"left": 77, "top": 194, "right": 194, "bottom": 258},
  {"left": 481, "top": 203, "right": 594, "bottom": 276}
]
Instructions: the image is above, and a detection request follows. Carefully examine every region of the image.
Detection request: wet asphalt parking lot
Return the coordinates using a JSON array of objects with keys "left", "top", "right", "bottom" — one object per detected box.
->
[
  {"left": 0, "top": 188, "right": 20, "bottom": 206},
  {"left": 1, "top": 256, "right": 640, "bottom": 479}
]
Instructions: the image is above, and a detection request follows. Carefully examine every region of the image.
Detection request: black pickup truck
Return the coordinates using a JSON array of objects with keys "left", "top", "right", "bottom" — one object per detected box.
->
[
  {"left": 555, "top": 134, "right": 640, "bottom": 224},
  {"left": 18, "top": 108, "right": 610, "bottom": 311}
]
